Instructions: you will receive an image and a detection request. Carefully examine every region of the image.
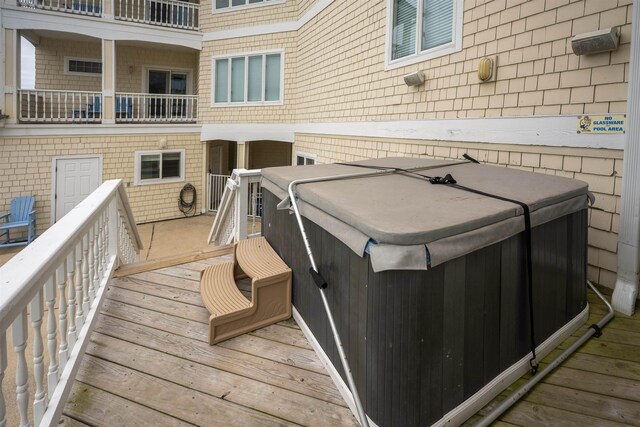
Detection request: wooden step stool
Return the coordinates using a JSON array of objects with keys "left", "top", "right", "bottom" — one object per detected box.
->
[{"left": 200, "top": 236, "right": 292, "bottom": 345}]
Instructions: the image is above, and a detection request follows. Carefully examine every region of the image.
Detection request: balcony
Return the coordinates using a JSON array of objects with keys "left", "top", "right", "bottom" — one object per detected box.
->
[
  {"left": 16, "top": 0, "right": 199, "bottom": 31},
  {"left": 18, "top": 89, "right": 198, "bottom": 124},
  {"left": 114, "top": 0, "right": 199, "bottom": 30}
]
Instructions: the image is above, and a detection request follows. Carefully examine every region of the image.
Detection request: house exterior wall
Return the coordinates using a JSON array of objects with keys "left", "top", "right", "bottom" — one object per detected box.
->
[
  {"left": 198, "top": 0, "right": 631, "bottom": 122},
  {"left": 35, "top": 38, "right": 102, "bottom": 92},
  {"left": 199, "top": 32, "right": 297, "bottom": 122},
  {"left": 115, "top": 44, "right": 200, "bottom": 94},
  {"left": 34, "top": 38, "right": 199, "bottom": 94},
  {"left": 196, "top": 0, "right": 631, "bottom": 291},
  {"left": 0, "top": 132, "right": 203, "bottom": 231},
  {"left": 199, "top": 0, "right": 298, "bottom": 32}
]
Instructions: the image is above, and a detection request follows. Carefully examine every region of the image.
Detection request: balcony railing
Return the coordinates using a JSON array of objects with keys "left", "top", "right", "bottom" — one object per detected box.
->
[
  {"left": 114, "top": 0, "right": 198, "bottom": 30},
  {"left": 18, "top": 89, "right": 102, "bottom": 124},
  {"left": 115, "top": 92, "right": 198, "bottom": 123},
  {"left": 17, "top": 0, "right": 102, "bottom": 16},
  {"left": 0, "top": 179, "right": 141, "bottom": 426},
  {"left": 17, "top": 90, "right": 197, "bottom": 124},
  {"left": 16, "top": 0, "right": 199, "bottom": 31}
]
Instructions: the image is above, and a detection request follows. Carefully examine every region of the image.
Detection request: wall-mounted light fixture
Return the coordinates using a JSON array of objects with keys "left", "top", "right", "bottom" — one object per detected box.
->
[
  {"left": 129, "top": 65, "right": 135, "bottom": 74},
  {"left": 571, "top": 27, "right": 620, "bottom": 55},
  {"left": 404, "top": 70, "right": 425, "bottom": 87},
  {"left": 477, "top": 57, "right": 497, "bottom": 82}
]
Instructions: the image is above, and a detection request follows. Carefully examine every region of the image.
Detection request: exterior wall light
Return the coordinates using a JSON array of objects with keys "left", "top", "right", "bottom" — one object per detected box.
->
[
  {"left": 478, "top": 57, "right": 497, "bottom": 82},
  {"left": 403, "top": 71, "right": 425, "bottom": 87},
  {"left": 571, "top": 27, "right": 620, "bottom": 55}
]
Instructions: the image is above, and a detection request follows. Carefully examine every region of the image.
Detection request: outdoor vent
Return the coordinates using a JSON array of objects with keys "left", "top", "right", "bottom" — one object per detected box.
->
[
  {"left": 478, "top": 57, "right": 497, "bottom": 82},
  {"left": 571, "top": 27, "right": 620, "bottom": 55},
  {"left": 404, "top": 71, "right": 425, "bottom": 87}
]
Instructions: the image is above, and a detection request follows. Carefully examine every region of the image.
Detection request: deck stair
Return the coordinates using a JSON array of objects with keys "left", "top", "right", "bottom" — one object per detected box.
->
[{"left": 200, "top": 236, "right": 292, "bottom": 344}]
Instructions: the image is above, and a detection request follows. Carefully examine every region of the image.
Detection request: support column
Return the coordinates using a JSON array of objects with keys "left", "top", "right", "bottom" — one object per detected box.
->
[
  {"left": 102, "top": 39, "right": 115, "bottom": 124},
  {"left": 236, "top": 141, "right": 249, "bottom": 169},
  {"left": 202, "top": 142, "right": 208, "bottom": 214},
  {"left": 4, "top": 29, "right": 20, "bottom": 124},
  {"left": 613, "top": 0, "right": 640, "bottom": 315},
  {"left": 103, "top": 0, "right": 115, "bottom": 19}
]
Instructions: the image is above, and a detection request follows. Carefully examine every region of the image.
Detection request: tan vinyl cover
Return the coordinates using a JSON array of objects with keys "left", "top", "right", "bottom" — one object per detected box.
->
[{"left": 261, "top": 157, "right": 589, "bottom": 271}]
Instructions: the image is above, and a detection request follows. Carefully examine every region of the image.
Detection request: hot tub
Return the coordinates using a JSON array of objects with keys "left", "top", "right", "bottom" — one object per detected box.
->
[{"left": 261, "top": 157, "right": 589, "bottom": 427}]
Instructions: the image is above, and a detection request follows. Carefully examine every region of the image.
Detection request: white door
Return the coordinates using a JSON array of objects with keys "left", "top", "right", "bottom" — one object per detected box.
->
[{"left": 55, "top": 157, "right": 101, "bottom": 222}]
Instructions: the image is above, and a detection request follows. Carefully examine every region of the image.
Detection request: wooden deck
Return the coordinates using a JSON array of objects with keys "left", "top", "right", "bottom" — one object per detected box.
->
[
  {"left": 62, "top": 253, "right": 640, "bottom": 427},
  {"left": 469, "top": 290, "right": 640, "bottom": 427},
  {"left": 62, "top": 255, "right": 358, "bottom": 427}
]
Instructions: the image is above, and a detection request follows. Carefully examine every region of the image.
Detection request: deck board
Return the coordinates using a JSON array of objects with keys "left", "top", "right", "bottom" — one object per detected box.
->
[
  {"left": 64, "top": 257, "right": 357, "bottom": 426},
  {"left": 66, "top": 256, "right": 640, "bottom": 427},
  {"left": 471, "top": 290, "right": 640, "bottom": 426}
]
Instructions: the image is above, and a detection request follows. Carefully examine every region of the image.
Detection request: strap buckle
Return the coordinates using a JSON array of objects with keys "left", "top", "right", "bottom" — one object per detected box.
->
[{"left": 429, "top": 174, "right": 457, "bottom": 185}]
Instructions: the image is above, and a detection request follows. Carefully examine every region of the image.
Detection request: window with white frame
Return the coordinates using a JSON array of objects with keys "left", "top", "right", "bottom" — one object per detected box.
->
[
  {"left": 134, "top": 149, "right": 185, "bottom": 185},
  {"left": 213, "top": 51, "right": 283, "bottom": 105},
  {"left": 214, "top": 0, "right": 281, "bottom": 12},
  {"left": 65, "top": 57, "right": 102, "bottom": 76},
  {"left": 387, "top": 0, "right": 462, "bottom": 68},
  {"left": 295, "top": 152, "right": 316, "bottom": 166}
]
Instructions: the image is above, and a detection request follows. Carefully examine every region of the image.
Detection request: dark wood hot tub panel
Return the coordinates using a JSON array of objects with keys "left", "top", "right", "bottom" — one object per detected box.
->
[{"left": 262, "top": 189, "right": 587, "bottom": 427}]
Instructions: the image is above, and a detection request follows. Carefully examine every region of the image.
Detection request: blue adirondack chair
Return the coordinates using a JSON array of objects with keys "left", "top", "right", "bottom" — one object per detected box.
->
[{"left": 0, "top": 196, "right": 36, "bottom": 247}]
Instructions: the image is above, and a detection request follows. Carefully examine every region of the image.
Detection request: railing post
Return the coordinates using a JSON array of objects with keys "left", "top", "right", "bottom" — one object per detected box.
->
[
  {"left": 12, "top": 310, "right": 30, "bottom": 427},
  {"left": 44, "top": 275, "right": 59, "bottom": 397},
  {"left": 235, "top": 170, "right": 249, "bottom": 241},
  {"left": 109, "top": 198, "right": 119, "bottom": 266},
  {"left": 30, "top": 291, "right": 46, "bottom": 426},
  {"left": 74, "top": 242, "right": 85, "bottom": 332},
  {"left": 56, "top": 264, "right": 69, "bottom": 373},
  {"left": 0, "top": 332, "right": 7, "bottom": 427}
]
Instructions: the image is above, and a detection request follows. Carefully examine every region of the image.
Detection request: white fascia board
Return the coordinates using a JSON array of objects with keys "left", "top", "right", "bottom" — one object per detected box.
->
[
  {"left": 201, "top": 123, "right": 296, "bottom": 143},
  {"left": 2, "top": 8, "right": 202, "bottom": 50},
  {"left": 0, "top": 124, "right": 202, "bottom": 137},
  {"left": 201, "top": 117, "right": 624, "bottom": 149},
  {"left": 203, "top": 0, "right": 335, "bottom": 42}
]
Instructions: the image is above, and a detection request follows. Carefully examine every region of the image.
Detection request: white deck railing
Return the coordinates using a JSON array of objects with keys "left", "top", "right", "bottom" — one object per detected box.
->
[
  {"left": 18, "top": 89, "right": 102, "bottom": 124},
  {"left": 115, "top": 0, "right": 199, "bottom": 30},
  {"left": 17, "top": 0, "right": 102, "bottom": 16},
  {"left": 207, "top": 173, "right": 231, "bottom": 212},
  {"left": 114, "top": 92, "right": 198, "bottom": 123},
  {"left": 208, "top": 169, "right": 262, "bottom": 246},
  {"left": 0, "top": 179, "right": 142, "bottom": 427}
]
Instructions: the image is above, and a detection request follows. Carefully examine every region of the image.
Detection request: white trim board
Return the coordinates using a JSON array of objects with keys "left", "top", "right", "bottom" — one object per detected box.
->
[
  {"left": 293, "top": 303, "right": 589, "bottom": 427},
  {"left": 2, "top": 7, "right": 202, "bottom": 50},
  {"left": 0, "top": 124, "right": 202, "bottom": 137},
  {"left": 201, "top": 116, "right": 625, "bottom": 149},
  {"left": 202, "top": 0, "right": 335, "bottom": 41}
]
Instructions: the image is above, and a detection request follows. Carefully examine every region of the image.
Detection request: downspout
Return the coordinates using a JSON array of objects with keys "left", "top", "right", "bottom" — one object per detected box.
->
[{"left": 613, "top": 0, "right": 640, "bottom": 315}]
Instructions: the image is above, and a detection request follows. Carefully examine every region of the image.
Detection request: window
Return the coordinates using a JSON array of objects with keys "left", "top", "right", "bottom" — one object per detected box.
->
[
  {"left": 65, "top": 58, "right": 102, "bottom": 76},
  {"left": 134, "top": 150, "right": 185, "bottom": 185},
  {"left": 213, "top": 51, "right": 283, "bottom": 105},
  {"left": 295, "top": 152, "right": 316, "bottom": 166},
  {"left": 214, "top": 0, "right": 283, "bottom": 12},
  {"left": 386, "top": 0, "right": 462, "bottom": 69}
]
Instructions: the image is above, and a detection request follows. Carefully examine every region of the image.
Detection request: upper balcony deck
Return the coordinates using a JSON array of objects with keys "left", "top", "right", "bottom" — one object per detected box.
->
[{"left": 16, "top": 0, "right": 199, "bottom": 31}]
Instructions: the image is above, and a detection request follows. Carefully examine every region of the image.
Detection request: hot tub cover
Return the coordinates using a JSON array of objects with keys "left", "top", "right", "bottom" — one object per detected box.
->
[{"left": 261, "top": 157, "right": 590, "bottom": 271}]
